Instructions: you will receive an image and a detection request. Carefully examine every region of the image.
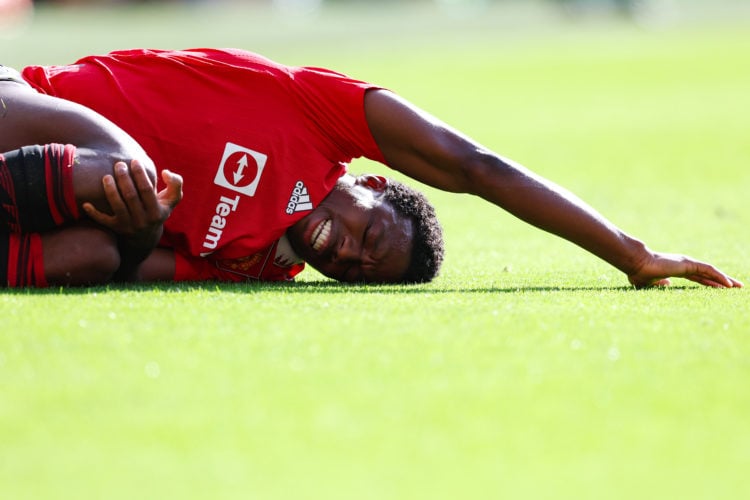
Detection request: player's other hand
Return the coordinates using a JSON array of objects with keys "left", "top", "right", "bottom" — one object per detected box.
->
[
  {"left": 627, "top": 251, "right": 744, "bottom": 289},
  {"left": 82, "top": 160, "right": 183, "bottom": 246}
]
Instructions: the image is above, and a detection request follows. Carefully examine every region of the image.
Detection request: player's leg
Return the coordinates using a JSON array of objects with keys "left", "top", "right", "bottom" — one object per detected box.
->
[
  {"left": 42, "top": 225, "right": 121, "bottom": 286},
  {"left": 1, "top": 225, "right": 120, "bottom": 287},
  {"left": 0, "top": 76, "right": 156, "bottom": 233}
]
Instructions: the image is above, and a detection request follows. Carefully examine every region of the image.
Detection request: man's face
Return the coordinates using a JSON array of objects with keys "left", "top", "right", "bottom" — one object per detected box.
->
[{"left": 286, "top": 175, "right": 413, "bottom": 283}]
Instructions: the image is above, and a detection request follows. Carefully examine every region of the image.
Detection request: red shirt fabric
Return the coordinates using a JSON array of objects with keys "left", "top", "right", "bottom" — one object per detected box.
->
[{"left": 22, "top": 48, "right": 385, "bottom": 281}]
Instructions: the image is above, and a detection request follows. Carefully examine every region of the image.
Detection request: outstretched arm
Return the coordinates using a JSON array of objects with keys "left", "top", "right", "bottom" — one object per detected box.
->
[{"left": 364, "top": 89, "right": 742, "bottom": 288}]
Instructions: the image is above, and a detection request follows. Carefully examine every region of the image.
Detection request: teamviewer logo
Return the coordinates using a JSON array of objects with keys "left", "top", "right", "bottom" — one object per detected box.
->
[{"left": 213, "top": 142, "right": 267, "bottom": 197}]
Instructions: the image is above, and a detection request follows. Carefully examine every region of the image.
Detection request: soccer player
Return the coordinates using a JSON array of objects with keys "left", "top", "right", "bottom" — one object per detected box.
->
[{"left": 0, "top": 49, "right": 743, "bottom": 289}]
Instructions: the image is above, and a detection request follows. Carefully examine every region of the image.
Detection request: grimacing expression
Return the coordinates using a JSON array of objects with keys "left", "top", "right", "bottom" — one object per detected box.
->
[{"left": 286, "top": 175, "right": 414, "bottom": 283}]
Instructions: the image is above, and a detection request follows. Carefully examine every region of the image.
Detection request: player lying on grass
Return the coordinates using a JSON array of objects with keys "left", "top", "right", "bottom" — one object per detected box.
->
[{"left": 0, "top": 49, "right": 743, "bottom": 289}]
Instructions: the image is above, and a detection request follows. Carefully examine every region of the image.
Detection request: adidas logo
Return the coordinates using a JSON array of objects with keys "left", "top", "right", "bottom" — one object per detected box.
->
[{"left": 285, "top": 180, "right": 314, "bottom": 215}]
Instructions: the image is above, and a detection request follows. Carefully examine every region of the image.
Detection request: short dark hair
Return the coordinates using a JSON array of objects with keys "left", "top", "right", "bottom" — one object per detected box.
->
[{"left": 383, "top": 179, "right": 444, "bottom": 283}]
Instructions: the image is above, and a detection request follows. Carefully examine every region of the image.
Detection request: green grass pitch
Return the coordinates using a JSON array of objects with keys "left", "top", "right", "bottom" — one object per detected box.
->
[{"left": 1, "top": 3, "right": 749, "bottom": 499}]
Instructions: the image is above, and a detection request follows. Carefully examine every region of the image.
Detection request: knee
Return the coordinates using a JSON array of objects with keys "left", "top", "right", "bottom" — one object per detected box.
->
[{"left": 71, "top": 147, "right": 157, "bottom": 213}]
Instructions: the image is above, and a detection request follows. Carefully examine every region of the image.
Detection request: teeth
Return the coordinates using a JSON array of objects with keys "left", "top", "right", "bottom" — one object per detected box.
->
[{"left": 311, "top": 219, "right": 332, "bottom": 252}]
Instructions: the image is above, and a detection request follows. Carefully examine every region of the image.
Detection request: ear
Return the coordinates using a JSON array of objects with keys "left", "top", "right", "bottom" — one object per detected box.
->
[{"left": 356, "top": 174, "right": 388, "bottom": 193}]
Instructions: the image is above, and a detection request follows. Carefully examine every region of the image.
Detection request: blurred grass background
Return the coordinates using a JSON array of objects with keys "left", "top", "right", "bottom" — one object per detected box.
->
[{"left": 1, "top": 1, "right": 749, "bottom": 499}]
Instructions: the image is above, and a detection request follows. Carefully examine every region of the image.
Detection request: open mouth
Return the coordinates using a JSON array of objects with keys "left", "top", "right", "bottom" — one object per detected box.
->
[{"left": 310, "top": 218, "right": 332, "bottom": 253}]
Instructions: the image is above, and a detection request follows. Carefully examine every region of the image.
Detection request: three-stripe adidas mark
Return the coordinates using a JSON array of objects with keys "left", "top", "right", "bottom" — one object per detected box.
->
[{"left": 285, "top": 180, "right": 313, "bottom": 215}]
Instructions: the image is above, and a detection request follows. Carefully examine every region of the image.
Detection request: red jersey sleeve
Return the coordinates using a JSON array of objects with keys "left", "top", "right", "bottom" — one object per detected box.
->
[{"left": 286, "top": 65, "right": 387, "bottom": 165}]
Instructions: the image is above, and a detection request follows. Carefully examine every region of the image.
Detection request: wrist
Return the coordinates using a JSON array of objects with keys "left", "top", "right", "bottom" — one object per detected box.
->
[{"left": 615, "top": 236, "right": 651, "bottom": 276}]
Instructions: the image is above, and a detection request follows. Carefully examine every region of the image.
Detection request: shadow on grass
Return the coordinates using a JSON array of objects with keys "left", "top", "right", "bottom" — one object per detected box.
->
[{"left": 1, "top": 280, "right": 690, "bottom": 296}]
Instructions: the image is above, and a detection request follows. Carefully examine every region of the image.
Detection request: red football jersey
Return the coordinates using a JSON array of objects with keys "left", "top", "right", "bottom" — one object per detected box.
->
[{"left": 22, "top": 48, "right": 386, "bottom": 281}]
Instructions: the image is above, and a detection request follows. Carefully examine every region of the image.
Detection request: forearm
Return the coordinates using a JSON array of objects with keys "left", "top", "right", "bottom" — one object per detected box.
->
[{"left": 466, "top": 154, "right": 649, "bottom": 275}]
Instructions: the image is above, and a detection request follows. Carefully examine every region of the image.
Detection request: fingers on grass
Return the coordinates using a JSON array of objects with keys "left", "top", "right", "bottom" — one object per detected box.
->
[{"left": 693, "top": 262, "right": 738, "bottom": 288}]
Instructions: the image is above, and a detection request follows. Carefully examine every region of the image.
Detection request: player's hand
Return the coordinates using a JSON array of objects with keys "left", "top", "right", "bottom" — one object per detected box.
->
[
  {"left": 82, "top": 160, "right": 183, "bottom": 247},
  {"left": 627, "top": 251, "right": 743, "bottom": 289}
]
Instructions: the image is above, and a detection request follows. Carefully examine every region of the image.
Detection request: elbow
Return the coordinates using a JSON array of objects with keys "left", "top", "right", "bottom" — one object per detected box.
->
[
  {"left": 448, "top": 148, "right": 507, "bottom": 196},
  {"left": 417, "top": 132, "right": 501, "bottom": 194}
]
